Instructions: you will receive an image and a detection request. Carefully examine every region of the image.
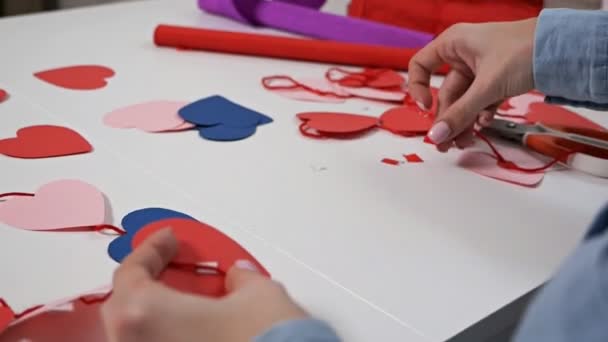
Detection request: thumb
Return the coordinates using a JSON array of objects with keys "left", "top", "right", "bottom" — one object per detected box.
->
[
  {"left": 224, "top": 260, "right": 266, "bottom": 293},
  {"left": 428, "top": 77, "right": 497, "bottom": 144}
]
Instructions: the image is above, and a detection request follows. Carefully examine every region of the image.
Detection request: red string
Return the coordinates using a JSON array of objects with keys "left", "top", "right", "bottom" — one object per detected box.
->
[
  {"left": 92, "top": 224, "right": 126, "bottom": 235},
  {"left": 0, "top": 192, "right": 34, "bottom": 199},
  {"left": 474, "top": 131, "right": 574, "bottom": 173},
  {"left": 494, "top": 113, "right": 529, "bottom": 120},
  {"left": 262, "top": 75, "right": 350, "bottom": 98}
]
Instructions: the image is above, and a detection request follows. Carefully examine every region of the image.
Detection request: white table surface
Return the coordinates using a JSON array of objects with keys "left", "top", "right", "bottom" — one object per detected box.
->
[{"left": 0, "top": 1, "right": 607, "bottom": 341}]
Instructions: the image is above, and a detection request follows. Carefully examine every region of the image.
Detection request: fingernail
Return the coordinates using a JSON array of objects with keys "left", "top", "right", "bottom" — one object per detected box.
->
[
  {"left": 416, "top": 101, "right": 429, "bottom": 111},
  {"left": 235, "top": 259, "right": 259, "bottom": 272},
  {"left": 427, "top": 121, "right": 451, "bottom": 144}
]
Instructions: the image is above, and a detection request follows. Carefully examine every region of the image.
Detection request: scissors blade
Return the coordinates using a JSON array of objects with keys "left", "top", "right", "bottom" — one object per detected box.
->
[{"left": 481, "top": 119, "right": 529, "bottom": 144}]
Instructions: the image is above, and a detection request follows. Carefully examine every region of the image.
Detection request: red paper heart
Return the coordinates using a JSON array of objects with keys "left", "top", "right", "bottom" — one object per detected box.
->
[
  {"left": 297, "top": 112, "right": 379, "bottom": 134},
  {"left": 379, "top": 105, "right": 434, "bottom": 135},
  {"left": 132, "top": 218, "right": 269, "bottom": 297},
  {"left": 527, "top": 102, "right": 606, "bottom": 131},
  {"left": 0, "top": 125, "right": 92, "bottom": 159},
  {"left": 0, "top": 303, "right": 14, "bottom": 332},
  {"left": 366, "top": 70, "right": 405, "bottom": 89},
  {"left": 0, "top": 89, "right": 7, "bottom": 103},
  {"left": 34, "top": 65, "right": 115, "bottom": 90}
]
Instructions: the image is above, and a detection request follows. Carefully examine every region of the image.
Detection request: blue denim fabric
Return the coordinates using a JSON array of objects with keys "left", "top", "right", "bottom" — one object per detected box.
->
[{"left": 255, "top": 319, "right": 341, "bottom": 342}]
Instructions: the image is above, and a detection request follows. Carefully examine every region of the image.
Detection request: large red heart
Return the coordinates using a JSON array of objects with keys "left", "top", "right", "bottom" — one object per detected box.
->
[
  {"left": 297, "top": 112, "right": 379, "bottom": 135},
  {"left": 0, "top": 125, "right": 92, "bottom": 159},
  {"left": 132, "top": 218, "right": 269, "bottom": 297},
  {"left": 34, "top": 65, "right": 115, "bottom": 90},
  {"left": 379, "top": 105, "right": 434, "bottom": 135},
  {"left": 527, "top": 102, "right": 606, "bottom": 131}
]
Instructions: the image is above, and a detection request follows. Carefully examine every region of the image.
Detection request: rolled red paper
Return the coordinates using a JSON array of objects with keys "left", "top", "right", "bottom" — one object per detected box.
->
[{"left": 154, "top": 25, "right": 448, "bottom": 74}]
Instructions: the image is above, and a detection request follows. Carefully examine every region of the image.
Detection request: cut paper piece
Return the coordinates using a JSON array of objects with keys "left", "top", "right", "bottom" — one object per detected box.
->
[
  {"left": 527, "top": 102, "right": 606, "bottom": 131},
  {"left": 34, "top": 65, "right": 115, "bottom": 90},
  {"left": 423, "top": 136, "right": 435, "bottom": 145},
  {"left": 198, "top": 124, "right": 257, "bottom": 141},
  {"left": 366, "top": 70, "right": 405, "bottom": 89},
  {"left": 0, "top": 125, "right": 92, "bottom": 159},
  {"left": 499, "top": 92, "right": 545, "bottom": 116},
  {"left": 179, "top": 95, "right": 270, "bottom": 128},
  {"left": 297, "top": 112, "right": 378, "bottom": 135},
  {"left": 103, "top": 101, "right": 193, "bottom": 133},
  {"left": 108, "top": 207, "right": 195, "bottom": 263},
  {"left": 0, "top": 303, "right": 13, "bottom": 333},
  {"left": 381, "top": 158, "right": 400, "bottom": 166},
  {"left": 0, "top": 180, "right": 105, "bottom": 231},
  {"left": 404, "top": 154, "right": 423, "bottom": 163},
  {"left": 0, "top": 296, "right": 105, "bottom": 342},
  {"left": 0, "top": 89, "right": 7, "bottom": 103},
  {"left": 458, "top": 144, "right": 547, "bottom": 187},
  {"left": 327, "top": 68, "right": 405, "bottom": 89},
  {"left": 132, "top": 218, "right": 269, "bottom": 297},
  {"left": 379, "top": 105, "right": 434, "bottom": 135},
  {"left": 339, "top": 85, "right": 405, "bottom": 102}
]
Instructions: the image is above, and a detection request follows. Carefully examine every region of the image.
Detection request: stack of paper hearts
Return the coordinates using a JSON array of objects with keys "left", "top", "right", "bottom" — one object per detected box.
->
[
  {"left": 107, "top": 207, "right": 270, "bottom": 297},
  {"left": 297, "top": 100, "right": 436, "bottom": 138},
  {"left": 263, "top": 67, "right": 408, "bottom": 103},
  {"left": 104, "top": 96, "right": 273, "bottom": 141}
]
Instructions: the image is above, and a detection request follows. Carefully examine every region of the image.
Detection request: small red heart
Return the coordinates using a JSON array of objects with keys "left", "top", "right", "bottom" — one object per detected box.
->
[
  {"left": 366, "top": 70, "right": 405, "bottom": 89},
  {"left": 0, "top": 125, "right": 93, "bottom": 159},
  {"left": 297, "top": 112, "right": 379, "bottom": 135},
  {"left": 0, "top": 89, "right": 7, "bottom": 103},
  {"left": 379, "top": 105, "right": 434, "bottom": 135},
  {"left": 34, "top": 65, "right": 115, "bottom": 90},
  {"left": 133, "top": 218, "right": 269, "bottom": 297},
  {"left": 527, "top": 102, "right": 606, "bottom": 131}
]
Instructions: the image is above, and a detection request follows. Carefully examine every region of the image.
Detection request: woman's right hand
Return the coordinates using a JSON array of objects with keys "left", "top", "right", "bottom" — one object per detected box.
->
[{"left": 408, "top": 18, "right": 538, "bottom": 151}]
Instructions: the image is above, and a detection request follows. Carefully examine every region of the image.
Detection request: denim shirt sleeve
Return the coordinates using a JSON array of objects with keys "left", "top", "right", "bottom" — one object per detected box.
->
[
  {"left": 534, "top": 9, "right": 608, "bottom": 109},
  {"left": 513, "top": 204, "right": 608, "bottom": 342},
  {"left": 254, "top": 319, "right": 342, "bottom": 342}
]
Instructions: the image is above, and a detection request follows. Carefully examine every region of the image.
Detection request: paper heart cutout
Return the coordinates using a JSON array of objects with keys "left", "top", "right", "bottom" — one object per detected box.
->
[
  {"left": 198, "top": 124, "right": 258, "bottom": 141},
  {"left": 527, "top": 102, "right": 606, "bottom": 131},
  {"left": 132, "top": 218, "right": 269, "bottom": 297},
  {"left": 0, "top": 125, "right": 92, "bottom": 159},
  {"left": 0, "top": 89, "right": 7, "bottom": 103},
  {"left": 103, "top": 101, "right": 194, "bottom": 133},
  {"left": 366, "top": 70, "right": 405, "bottom": 89},
  {"left": 0, "top": 179, "right": 105, "bottom": 230},
  {"left": 34, "top": 65, "right": 115, "bottom": 90},
  {"left": 458, "top": 144, "right": 546, "bottom": 187},
  {"left": 179, "top": 95, "right": 271, "bottom": 128},
  {"left": 108, "top": 207, "right": 195, "bottom": 262},
  {"left": 379, "top": 105, "right": 434, "bottom": 135},
  {"left": 297, "top": 112, "right": 378, "bottom": 134},
  {"left": 0, "top": 304, "right": 13, "bottom": 333}
]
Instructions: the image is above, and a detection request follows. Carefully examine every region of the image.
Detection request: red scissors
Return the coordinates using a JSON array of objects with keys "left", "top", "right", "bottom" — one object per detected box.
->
[{"left": 482, "top": 119, "right": 608, "bottom": 178}]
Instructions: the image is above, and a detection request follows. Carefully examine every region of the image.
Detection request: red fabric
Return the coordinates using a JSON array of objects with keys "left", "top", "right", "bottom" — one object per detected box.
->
[
  {"left": 154, "top": 25, "right": 449, "bottom": 74},
  {"left": 348, "top": 0, "right": 542, "bottom": 35}
]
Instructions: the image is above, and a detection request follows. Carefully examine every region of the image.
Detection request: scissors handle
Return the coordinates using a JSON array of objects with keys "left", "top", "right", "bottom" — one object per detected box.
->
[{"left": 525, "top": 125, "right": 608, "bottom": 162}]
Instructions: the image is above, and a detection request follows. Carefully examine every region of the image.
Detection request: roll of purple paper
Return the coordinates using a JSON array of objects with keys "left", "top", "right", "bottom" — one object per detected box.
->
[{"left": 198, "top": 0, "right": 434, "bottom": 49}]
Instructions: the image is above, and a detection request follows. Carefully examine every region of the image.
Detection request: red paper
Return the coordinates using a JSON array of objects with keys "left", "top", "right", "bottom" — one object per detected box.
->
[
  {"left": 527, "top": 102, "right": 606, "bottom": 131},
  {"left": 132, "top": 218, "right": 269, "bottom": 298},
  {"left": 297, "top": 112, "right": 379, "bottom": 134},
  {"left": 379, "top": 105, "right": 434, "bottom": 135},
  {"left": 0, "top": 89, "right": 7, "bottom": 103},
  {"left": 0, "top": 304, "right": 13, "bottom": 333},
  {"left": 404, "top": 154, "right": 423, "bottom": 163},
  {"left": 366, "top": 70, "right": 404, "bottom": 88},
  {"left": 381, "top": 158, "right": 400, "bottom": 166},
  {"left": 0, "top": 125, "right": 92, "bottom": 159},
  {"left": 34, "top": 65, "right": 115, "bottom": 90}
]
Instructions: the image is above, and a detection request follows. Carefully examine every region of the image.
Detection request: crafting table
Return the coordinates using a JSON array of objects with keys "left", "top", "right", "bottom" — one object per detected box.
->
[{"left": 0, "top": 1, "right": 607, "bottom": 341}]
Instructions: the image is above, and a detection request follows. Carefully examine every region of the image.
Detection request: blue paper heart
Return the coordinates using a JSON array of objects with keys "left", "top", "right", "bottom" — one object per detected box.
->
[
  {"left": 179, "top": 95, "right": 269, "bottom": 127},
  {"left": 108, "top": 208, "right": 194, "bottom": 263},
  {"left": 198, "top": 124, "right": 257, "bottom": 141},
  {"left": 257, "top": 113, "right": 274, "bottom": 126}
]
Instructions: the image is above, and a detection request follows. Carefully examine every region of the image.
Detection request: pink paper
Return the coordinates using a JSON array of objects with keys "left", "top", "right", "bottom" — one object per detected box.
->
[
  {"left": 0, "top": 180, "right": 105, "bottom": 230},
  {"left": 339, "top": 85, "right": 405, "bottom": 102},
  {"left": 458, "top": 144, "right": 546, "bottom": 187},
  {"left": 103, "top": 101, "right": 194, "bottom": 133}
]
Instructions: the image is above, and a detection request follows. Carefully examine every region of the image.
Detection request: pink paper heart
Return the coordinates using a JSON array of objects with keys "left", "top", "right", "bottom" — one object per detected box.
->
[
  {"left": 458, "top": 145, "right": 546, "bottom": 187},
  {"left": 0, "top": 180, "right": 105, "bottom": 230},
  {"left": 103, "top": 101, "right": 194, "bottom": 133}
]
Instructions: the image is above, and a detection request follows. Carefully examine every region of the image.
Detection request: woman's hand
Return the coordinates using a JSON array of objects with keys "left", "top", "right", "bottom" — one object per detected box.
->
[
  {"left": 102, "top": 228, "right": 309, "bottom": 342},
  {"left": 408, "top": 18, "right": 538, "bottom": 151}
]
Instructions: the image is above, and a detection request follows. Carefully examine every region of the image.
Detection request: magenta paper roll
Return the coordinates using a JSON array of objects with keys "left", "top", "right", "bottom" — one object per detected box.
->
[{"left": 197, "top": 0, "right": 433, "bottom": 49}]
